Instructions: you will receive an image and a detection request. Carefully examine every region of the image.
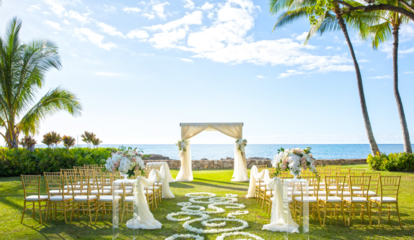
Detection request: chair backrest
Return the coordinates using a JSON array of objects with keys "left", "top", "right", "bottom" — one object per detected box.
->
[
  {"left": 349, "top": 176, "right": 371, "bottom": 199},
  {"left": 351, "top": 169, "right": 365, "bottom": 176},
  {"left": 323, "top": 175, "right": 345, "bottom": 200},
  {"left": 380, "top": 176, "right": 401, "bottom": 201},
  {"left": 338, "top": 168, "right": 351, "bottom": 175},
  {"left": 256, "top": 165, "right": 267, "bottom": 172},
  {"left": 61, "top": 169, "right": 78, "bottom": 175},
  {"left": 43, "top": 172, "right": 61, "bottom": 176},
  {"left": 300, "top": 176, "right": 319, "bottom": 198},
  {"left": 21, "top": 175, "right": 41, "bottom": 199},
  {"left": 68, "top": 175, "right": 92, "bottom": 199},
  {"left": 363, "top": 172, "right": 380, "bottom": 194},
  {"left": 44, "top": 175, "right": 65, "bottom": 197}
]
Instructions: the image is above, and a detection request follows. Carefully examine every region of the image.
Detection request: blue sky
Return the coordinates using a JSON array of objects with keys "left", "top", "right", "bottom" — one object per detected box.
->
[{"left": 0, "top": 0, "right": 413, "bottom": 145}]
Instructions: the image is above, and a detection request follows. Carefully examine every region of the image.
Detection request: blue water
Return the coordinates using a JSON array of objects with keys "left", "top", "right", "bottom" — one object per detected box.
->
[{"left": 46, "top": 144, "right": 412, "bottom": 160}]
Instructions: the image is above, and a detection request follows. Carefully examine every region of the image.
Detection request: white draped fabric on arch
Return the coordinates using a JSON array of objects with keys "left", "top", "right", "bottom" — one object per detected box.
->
[{"left": 175, "top": 122, "right": 249, "bottom": 182}]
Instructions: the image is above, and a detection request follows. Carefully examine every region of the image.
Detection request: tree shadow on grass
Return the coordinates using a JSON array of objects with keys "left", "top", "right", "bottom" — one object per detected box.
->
[
  {"left": 190, "top": 180, "right": 248, "bottom": 192},
  {"left": 170, "top": 182, "right": 195, "bottom": 189},
  {"left": 194, "top": 178, "right": 249, "bottom": 187}
]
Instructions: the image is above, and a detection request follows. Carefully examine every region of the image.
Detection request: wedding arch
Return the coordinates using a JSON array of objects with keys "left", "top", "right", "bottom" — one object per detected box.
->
[{"left": 175, "top": 122, "right": 249, "bottom": 182}]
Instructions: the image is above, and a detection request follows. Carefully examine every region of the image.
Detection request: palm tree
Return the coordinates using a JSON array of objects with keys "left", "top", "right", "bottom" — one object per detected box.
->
[
  {"left": 91, "top": 138, "right": 103, "bottom": 148},
  {"left": 81, "top": 131, "right": 96, "bottom": 148},
  {"left": 62, "top": 135, "right": 75, "bottom": 149},
  {"left": 0, "top": 17, "right": 82, "bottom": 148},
  {"left": 41, "top": 133, "right": 53, "bottom": 148},
  {"left": 360, "top": 7, "right": 412, "bottom": 153},
  {"left": 270, "top": 0, "right": 380, "bottom": 154},
  {"left": 19, "top": 135, "right": 36, "bottom": 151},
  {"left": 50, "top": 131, "right": 62, "bottom": 148}
]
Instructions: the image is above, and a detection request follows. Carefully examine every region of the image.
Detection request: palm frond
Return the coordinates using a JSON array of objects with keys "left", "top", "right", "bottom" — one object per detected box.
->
[
  {"left": 274, "top": 7, "right": 312, "bottom": 30},
  {"left": 18, "top": 87, "right": 82, "bottom": 135},
  {"left": 370, "top": 21, "right": 392, "bottom": 49}
]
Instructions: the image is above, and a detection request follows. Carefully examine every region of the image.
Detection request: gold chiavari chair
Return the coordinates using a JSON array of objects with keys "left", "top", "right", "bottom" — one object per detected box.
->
[
  {"left": 351, "top": 169, "right": 365, "bottom": 176},
  {"left": 145, "top": 166, "right": 162, "bottom": 206},
  {"left": 318, "top": 176, "right": 346, "bottom": 226},
  {"left": 68, "top": 175, "right": 97, "bottom": 224},
  {"left": 370, "top": 176, "right": 402, "bottom": 228},
  {"left": 94, "top": 175, "right": 120, "bottom": 223},
  {"left": 44, "top": 172, "right": 61, "bottom": 176},
  {"left": 61, "top": 169, "right": 78, "bottom": 175},
  {"left": 121, "top": 182, "right": 135, "bottom": 223},
  {"left": 256, "top": 165, "right": 267, "bottom": 173},
  {"left": 343, "top": 176, "right": 371, "bottom": 226},
  {"left": 356, "top": 173, "right": 380, "bottom": 199},
  {"left": 73, "top": 166, "right": 85, "bottom": 171},
  {"left": 44, "top": 175, "right": 73, "bottom": 223},
  {"left": 21, "top": 175, "right": 48, "bottom": 224},
  {"left": 294, "top": 177, "right": 322, "bottom": 226},
  {"left": 338, "top": 168, "right": 351, "bottom": 176}
]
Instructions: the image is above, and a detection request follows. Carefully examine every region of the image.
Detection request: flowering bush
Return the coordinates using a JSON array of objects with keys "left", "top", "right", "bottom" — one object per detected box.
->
[
  {"left": 105, "top": 147, "right": 145, "bottom": 177},
  {"left": 235, "top": 139, "right": 247, "bottom": 153},
  {"left": 367, "top": 152, "right": 414, "bottom": 171},
  {"left": 272, "top": 147, "right": 317, "bottom": 177}
]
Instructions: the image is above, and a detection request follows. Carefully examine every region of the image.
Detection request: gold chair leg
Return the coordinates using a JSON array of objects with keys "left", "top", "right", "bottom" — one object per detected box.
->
[
  {"left": 32, "top": 202, "right": 35, "bottom": 219},
  {"left": 38, "top": 202, "right": 43, "bottom": 224},
  {"left": 63, "top": 201, "right": 67, "bottom": 224},
  {"left": 95, "top": 202, "right": 99, "bottom": 224},
  {"left": 396, "top": 202, "right": 402, "bottom": 229},
  {"left": 21, "top": 200, "right": 26, "bottom": 223},
  {"left": 121, "top": 201, "right": 125, "bottom": 224},
  {"left": 378, "top": 204, "right": 382, "bottom": 227},
  {"left": 70, "top": 201, "right": 75, "bottom": 224}
]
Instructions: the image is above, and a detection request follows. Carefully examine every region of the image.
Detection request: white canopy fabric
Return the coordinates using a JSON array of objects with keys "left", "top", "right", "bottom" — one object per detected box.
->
[{"left": 175, "top": 122, "right": 249, "bottom": 182}]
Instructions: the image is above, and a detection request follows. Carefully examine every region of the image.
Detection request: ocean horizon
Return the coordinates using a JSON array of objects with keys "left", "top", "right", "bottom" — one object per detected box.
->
[{"left": 33, "top": 144, "right": 413, "bottom": 160}]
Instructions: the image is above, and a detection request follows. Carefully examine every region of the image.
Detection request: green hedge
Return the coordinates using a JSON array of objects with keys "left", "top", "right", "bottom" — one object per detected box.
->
[
  {"left": 0, "top": 147, "right": 117, "bottom": 177},
  {"left": 367, "top": 152, "right": 414, "bottom": 172}
]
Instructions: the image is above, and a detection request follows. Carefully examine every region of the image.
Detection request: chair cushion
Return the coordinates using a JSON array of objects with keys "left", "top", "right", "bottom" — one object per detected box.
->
[
  {"left": 103, "top": 186, "right": 112, "bottom": 189},
  {"left": 74, "top": 195, "right": 97, "bottom": 201},
  {"left": 145, "top": 190, "right": 153, "bottom": 195},
  {"left": 353, "top": 191, "right": 377, "bottom": 196},
  {"left": 294, "top": 197, "right": 318, "bottom": 203},
  {"left": 318, "top": 196, "right": 342, "bottom": 202},
  {"left": 91, "top": 189, "right": 111, "bottom": 195},
  {"left": 98, "top": 195, "right": 121, "bottom": 202},
  {"left": 287, "top": 191, "right": 302, "bottom": 196},
  {"left": 344, "top": 186, "right": 361, "bottom": 190},
  {"left": 124, "top": 196, "right": 134, "bottom": 202},
  {"left": 313, "top": 191, "right": 326, "bottom": 196},
  {"left": 146, "top": 186, "right": 160, "bottom": 190},
  {"left": 113, "top": 189, "right": 132, "bottom": 194},
  {"left": 25, "top": 195, "right": 48, "bottom": 201},
  {"left": 343, "top": 197, "right": 368, "bottom": 202},
  {"left": 125, "top": 186, "right": 133, "bottom": 190},
  {"left": 370, "top": 197, "right": 397, "bottom": 202},
  {"left": 49, "top": 190, "right": 64, "bottom": 195},
  {"left": 49, "top": 195, "right": 73, "bottom": 201},
  {"left": 68, "top": 190, "right": 88, "bottom": 195}
]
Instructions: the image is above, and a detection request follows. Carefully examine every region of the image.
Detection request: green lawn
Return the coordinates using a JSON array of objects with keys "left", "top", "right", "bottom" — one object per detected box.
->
[{"left": 0, "top": 165, "right": 413, "bottom": 239}]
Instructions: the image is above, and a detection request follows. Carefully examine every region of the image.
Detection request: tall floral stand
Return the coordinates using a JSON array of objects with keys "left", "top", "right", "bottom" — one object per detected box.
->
[
  {"left": 112, "top": 179, "right": 139, "bottom": 239},
  {"left": 282, "top": 178, "right": 309, "bottom": 239}
]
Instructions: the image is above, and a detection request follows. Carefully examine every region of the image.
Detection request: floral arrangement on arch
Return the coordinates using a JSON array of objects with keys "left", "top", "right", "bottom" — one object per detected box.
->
[
  {"left": 105, "top": 146, "right": 146, "bottom": 177},
  {"left": 235, "top": 139, "right": 247, "bottom": 153},
  {"left": 272, "top": 147, "right": 317, "bottom": 177},
  {"left": 176, "top": 139, "right": 188, "bottom": 153}
]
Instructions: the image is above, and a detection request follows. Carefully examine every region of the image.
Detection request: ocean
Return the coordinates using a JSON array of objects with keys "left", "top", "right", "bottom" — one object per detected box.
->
[{"left": 56, "top": 144, "right": 412, "bottom": 160}]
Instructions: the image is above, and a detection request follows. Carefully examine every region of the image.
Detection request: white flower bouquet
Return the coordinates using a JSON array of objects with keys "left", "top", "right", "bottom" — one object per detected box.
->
[
  {"left": 235, "top": 139, "right": 247, "bottom": 153},
  {"left": 272, "top": 147, "right": 317, "bottom": 178},
  {"left": 105, "top": 147, "right": 146, "bottom": 177},
  {"left": 176, "top": 139, "right": 188, "bottom": 154}
]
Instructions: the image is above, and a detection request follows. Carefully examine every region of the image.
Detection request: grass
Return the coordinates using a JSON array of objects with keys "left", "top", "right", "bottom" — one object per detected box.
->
[{"left": 0, "top": 164, "right": 413, "bottom": 239}]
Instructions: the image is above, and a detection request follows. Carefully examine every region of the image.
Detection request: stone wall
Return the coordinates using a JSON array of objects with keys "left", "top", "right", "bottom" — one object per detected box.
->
[
  {"left": 314, "top": 159, "right": 367, "bottom": 166},
  {"left": 144, "top": 158, "right": 367, "bottom": 169}
]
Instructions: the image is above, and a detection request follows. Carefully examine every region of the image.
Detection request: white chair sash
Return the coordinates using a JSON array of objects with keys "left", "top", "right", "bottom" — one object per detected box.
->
[{"left": 246, "top": 165, "right": 271, "bottom": 198}]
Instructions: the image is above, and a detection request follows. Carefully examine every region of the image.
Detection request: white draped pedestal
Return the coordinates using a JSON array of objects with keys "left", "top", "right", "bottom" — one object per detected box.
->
[
  {"left": 147, "top": 162, "right": 174, "bottom": 183},
  {"left": 112, "top": 179, "right": 138, "bottom": 239},
  {"left": 262, "top": 177, "right": 309, "bottom": 239}
]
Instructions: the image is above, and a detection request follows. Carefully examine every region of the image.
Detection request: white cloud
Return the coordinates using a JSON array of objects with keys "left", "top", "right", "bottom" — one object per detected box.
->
[
  {"left": 370, "top": 75, "right": 392, "bottom": 79},
  {"left": 183, "top": 0, "right": 195, "bottom": 9},
  {"left": 401, "top": 23, "right": 414, "bottom": 39},
  {"left": 96, "top": 22, "right": 124, "bottom": 37},
  {"left": 326, "top": 46, "right": 333, "bottom": 50},
  {"left": 104, "top": 4, "right": 116, "bottom": 13},
  {"left": 95, "top": 72, "right": 117, "bottom": 76},
  {"left": 295, "top": 32, "right": 308, "bottom": 42},
  {"left": 123, "top": 7, "right": 141, "bottom": 13},
  {"left": 278, "top": 70, "right": 304, "bottom": 78},
  {"left": 28, "top": 5, "right": 41, "bottom": 11},
  {"left": 63, "top": 19, "right": 70, "bottom": 24},
  {"left": 144, "top": 13, "right": 155, "bottom": 19},
  {"left": 152, "top": 2, "right": 169, "bottom": 20},
  {"left": 201, "top": 2, "right": 214, "bottom": 10},
  {"left": 44, "top": 0, "right": 66, "bottom": 16},
  {"left": 65, "top": 10, "right": 90, "bottom": 24},
  {"left": 180, "top": 58, "right": 193, "bottom": 62},
  {"left": 399, "top": 47, "right": 414, "bottom": 54},
  {"left": 74, "top": 28, "right": 116, "bottom": 50},
  {"left": 141, "top": 0, "right": 352, "bottom": 74},
  {"left": 404, "top": 71, "right": 414, "bottom": 74},
  {"left": 45, "top": 20, "right": 62, "bottom": 30},
  {"left": 126, "top": 30, "right": 149, "bottom": 39},
  {"left": 146, "top": 11, "right": 203, "bottom": 48},
  {"left": 257, "top": 75, "right": 266, "bottom": 78}
]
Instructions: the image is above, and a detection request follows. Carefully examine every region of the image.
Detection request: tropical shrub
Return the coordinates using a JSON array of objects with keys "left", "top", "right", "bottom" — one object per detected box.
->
[
  {"left": 62, "top": 135, "right": 76, "bottom": 149},
  {"left": 41, "top": 133, "right": 53, "bottom": 148},
  {"left": 367, "top": 152, "right": 414, "bottom": 172},
  {"left": 19, "top": 136, "right": 37, "bottom": 151},
  {"left": 0, "top": 147, "right": 116, "bottom": 176}
]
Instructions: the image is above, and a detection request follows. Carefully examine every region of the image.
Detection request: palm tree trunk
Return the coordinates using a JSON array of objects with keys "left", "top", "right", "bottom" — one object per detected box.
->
[
  {"left": 334, "top": 8, "right": 380, "bottom": 154},
  {"left": 392, "top": 26, "right": 412, "bottom": 153}
]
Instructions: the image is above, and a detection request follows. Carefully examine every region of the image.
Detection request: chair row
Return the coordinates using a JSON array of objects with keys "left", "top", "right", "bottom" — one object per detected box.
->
[{"left": 256, "top": 174, "right": 402, "bottom": 228}]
